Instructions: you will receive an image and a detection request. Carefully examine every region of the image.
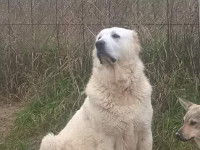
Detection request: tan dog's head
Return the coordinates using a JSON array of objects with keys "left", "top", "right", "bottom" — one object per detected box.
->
[{"left": 176, "top": 98, "right": 200, "bottom": 145}]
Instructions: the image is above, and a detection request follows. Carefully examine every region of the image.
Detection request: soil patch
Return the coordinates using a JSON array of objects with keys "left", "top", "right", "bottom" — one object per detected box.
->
[{"left": 0, "top": 98, "right": 22, "bottom": 143}]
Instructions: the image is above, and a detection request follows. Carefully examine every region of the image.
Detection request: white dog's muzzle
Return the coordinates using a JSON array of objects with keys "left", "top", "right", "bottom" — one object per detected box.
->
[{"left": 95, "top": 40, "right": 116, "bottom": 64}]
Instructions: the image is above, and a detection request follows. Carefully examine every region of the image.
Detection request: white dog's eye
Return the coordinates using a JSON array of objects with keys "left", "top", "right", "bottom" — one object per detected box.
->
[
  {"left": 98, "top": 36, "right": 102, "bottom": 40},
  {"left": 112, "top": 33, "right": 120, "bottom": 39}
]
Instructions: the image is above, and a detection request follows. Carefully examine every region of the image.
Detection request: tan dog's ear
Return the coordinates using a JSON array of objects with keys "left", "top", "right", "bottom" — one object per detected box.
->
[{"left": 178, "top": 98, "right": 194, "bottom": 111}]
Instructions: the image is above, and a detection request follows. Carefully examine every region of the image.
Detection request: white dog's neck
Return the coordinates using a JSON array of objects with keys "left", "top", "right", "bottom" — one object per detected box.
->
[{"left": 91, "top": 57, "right": 145, "bottom": 91}]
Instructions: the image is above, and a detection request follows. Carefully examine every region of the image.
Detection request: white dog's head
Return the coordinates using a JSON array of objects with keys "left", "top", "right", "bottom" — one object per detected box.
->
[{"left": 94, "top": 27, "right": 140, "bottom": 65}]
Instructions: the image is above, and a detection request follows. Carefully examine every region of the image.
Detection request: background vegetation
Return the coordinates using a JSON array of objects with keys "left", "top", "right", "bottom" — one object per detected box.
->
[{"left": 0, "top": 0, "right": 199, "bottom": 149}]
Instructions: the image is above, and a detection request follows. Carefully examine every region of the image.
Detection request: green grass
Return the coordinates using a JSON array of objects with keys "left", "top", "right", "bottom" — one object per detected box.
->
[
  {"left": 0, "top": 74, "right": 87, "bottom": 150},
  {"left": 2, "top": 69, "right": 199, "bottom": 150}
]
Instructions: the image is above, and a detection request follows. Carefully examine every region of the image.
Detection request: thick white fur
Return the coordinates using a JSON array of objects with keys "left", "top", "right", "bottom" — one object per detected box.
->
[{"left": 40, "top": 27, "right": 153, "bottom": 150}]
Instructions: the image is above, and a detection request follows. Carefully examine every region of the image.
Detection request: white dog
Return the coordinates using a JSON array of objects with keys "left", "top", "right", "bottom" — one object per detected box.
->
[{"left": 40, "top": 27, "right": 153, "bottom": 150}]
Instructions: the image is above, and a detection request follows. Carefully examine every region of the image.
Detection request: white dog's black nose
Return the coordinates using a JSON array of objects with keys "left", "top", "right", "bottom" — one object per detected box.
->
[{"left": 95, "top": 40, "right": 105, "bottom": 51}]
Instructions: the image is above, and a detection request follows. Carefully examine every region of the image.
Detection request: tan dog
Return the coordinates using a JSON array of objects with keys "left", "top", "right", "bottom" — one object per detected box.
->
[
  {"left": 40, "top": 27, "right": 153, "bottom": 150},
  {"left": 176, "top": 98, "right": 200, "bottom": 147}
]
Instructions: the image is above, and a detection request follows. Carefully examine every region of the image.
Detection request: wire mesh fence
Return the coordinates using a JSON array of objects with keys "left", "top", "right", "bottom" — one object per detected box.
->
[
  {"left": 0, "top": 0, "right": 199, "bottom": 98},
  {"left": 0, "top": 0, "right": 199, "bottom": 51}
]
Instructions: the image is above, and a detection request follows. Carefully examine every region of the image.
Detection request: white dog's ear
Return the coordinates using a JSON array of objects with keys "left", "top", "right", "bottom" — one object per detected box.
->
[
  {"left": 178, "top": 98, "right": 194, "bottom": 111},
  {"left": 132, "top": 30, "right": 138, "bottom": 37},
  {"left": 132, "top": 30, "right": 141, "bottom": 53}
]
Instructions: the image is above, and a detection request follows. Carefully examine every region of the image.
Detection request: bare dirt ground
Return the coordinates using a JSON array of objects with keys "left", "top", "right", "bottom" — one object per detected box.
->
[{"left": 0, "top": 98, "right": 22, "bottom": 143}]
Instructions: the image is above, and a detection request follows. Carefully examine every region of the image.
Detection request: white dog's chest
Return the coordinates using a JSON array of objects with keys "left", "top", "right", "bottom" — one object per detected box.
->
[{"left": 84, "top": 97, "right": 152, "bottom": 135}]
